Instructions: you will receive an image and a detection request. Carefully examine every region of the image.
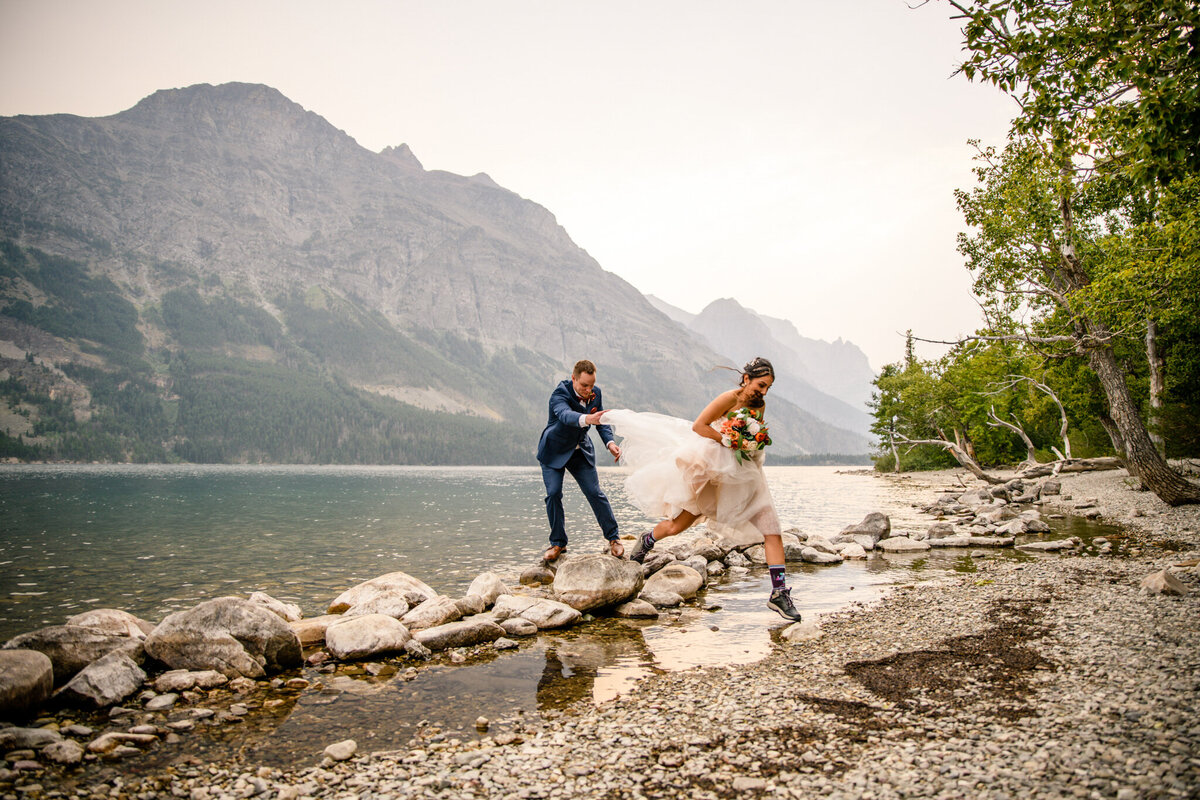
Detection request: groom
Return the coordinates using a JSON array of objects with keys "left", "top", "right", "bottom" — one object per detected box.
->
[{"left": 537, "top": 359, "right": 623, "bottom": 561}]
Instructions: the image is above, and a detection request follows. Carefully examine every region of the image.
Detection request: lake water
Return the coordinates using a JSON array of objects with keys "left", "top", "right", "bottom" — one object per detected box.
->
[{"left": 0, "top": 464, "right": 1117, "bottom": 766}]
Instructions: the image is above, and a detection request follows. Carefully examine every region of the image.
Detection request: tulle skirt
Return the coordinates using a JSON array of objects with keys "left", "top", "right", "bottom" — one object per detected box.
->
[{"left": 603, "top": 409, "right": 774, "bottom": 527}]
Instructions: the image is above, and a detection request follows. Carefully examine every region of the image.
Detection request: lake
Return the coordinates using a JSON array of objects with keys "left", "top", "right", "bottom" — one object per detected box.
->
[{"left": 0, "top": 464, "right": 1112, "bottom": 765}]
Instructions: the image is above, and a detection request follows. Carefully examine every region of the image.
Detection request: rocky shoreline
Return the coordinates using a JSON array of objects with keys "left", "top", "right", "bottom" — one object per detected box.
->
[{"left": 3, "top": 466, "right": 1199, "bottom": 799}]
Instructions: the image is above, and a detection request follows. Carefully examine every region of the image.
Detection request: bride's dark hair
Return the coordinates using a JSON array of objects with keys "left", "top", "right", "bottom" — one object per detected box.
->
[{"left": 742, "top": 357, "right": 774, "bottom": 381}]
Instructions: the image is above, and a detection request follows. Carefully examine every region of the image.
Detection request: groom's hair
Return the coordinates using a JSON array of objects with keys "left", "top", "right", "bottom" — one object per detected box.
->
[{"left": 573, "top": 359, "right": 596, "bottom": 377}]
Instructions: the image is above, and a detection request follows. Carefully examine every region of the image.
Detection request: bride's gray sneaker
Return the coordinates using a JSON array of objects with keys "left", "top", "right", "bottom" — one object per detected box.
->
[
  {"left": 767, "top": 588, "right": 802, "bottom": 622},
  {"left": 630, "top": 531, "right": 656, "bottom": 564}
]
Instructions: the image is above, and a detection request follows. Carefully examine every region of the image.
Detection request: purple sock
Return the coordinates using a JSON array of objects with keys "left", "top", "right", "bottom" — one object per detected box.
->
[
  {"left": 642, "top": 531, "right": 656, "bottom": 550},
  {"left": 769, "top": 564, "right": 787, "bottom": 590}
]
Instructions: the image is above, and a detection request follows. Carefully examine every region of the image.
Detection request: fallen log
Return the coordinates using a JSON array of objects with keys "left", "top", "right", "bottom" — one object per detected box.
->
[{"left": 1019, "top": 457, "right": 1123, "bottom": 479}]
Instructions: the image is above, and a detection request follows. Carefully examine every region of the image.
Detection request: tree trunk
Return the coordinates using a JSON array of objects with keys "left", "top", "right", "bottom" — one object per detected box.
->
[
  {"left": 1088, "top": 344, "right": 1200, "bottom": 505},
  {"left": 1146, "top": 318, "right": 1166, "bottom": 456}
]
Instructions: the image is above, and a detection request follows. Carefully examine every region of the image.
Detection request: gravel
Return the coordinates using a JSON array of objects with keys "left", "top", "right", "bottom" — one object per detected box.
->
[{"left": 5, "top": 466, "right": 1198, "bottom": 799}]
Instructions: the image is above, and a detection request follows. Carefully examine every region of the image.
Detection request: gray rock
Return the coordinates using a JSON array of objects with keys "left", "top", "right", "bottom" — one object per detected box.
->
[
  {"left": 639, "top": 590, "right": 685, "bottom": 608},
  {"left": 493, "top": 637, "right": 519, "bottom": 650},
  {"left": 832, "top": 533, "right": 877, "bottom": 551},
  {"left": 3, "top": 625, "right": 133, "bottom": 684},
  {"left": 614, "top": 599, "right": 660, "bottom": 618},
  {"left": 743, "top": 544, "right": 768, "bottom": 564},
  {"left": 342, "top": 594, "right": 411, "bottom": 619},
  {"left": 552, "top": 553, "right": 644, "bottom": 611},
  {"left": 324, "top": 614, "right": 412, "bottom": 660},
  {"left": 655, "top": 530, "right": 730, "bottom": 562},
  {"left": 836, "top": 541, "right": 868, "bottom": 559},
  {"left": 466, "top": 571, "right": 509, "bottom": 608},
  {"left": 706, "top": 560, "right": 727, "bottom": 576},
  {"left": 328, "top": 571, "right": 437, "bottom": 614},
  {"left": 413, "top": 619, "right": 505, "bottom": 651},
  {"left": 53, "top": 644, "right": 146, "bottom": 708},
  {"left": 64, "top": 609, "right": 155, "bottom": 639},
  {"left": 837, "top": 511, "right": 891, "bottom": 544},
  {"left": 928, "top": 536, "right": 972, "bottom": 548},
  {"left": 403, "top": 640, "right": 433, "bottom": 660},
  {"left": 1041, "top": 478, "right": 1062, "bottom": 495},
  {"left": 0, "top": 650, "right": 54, "bottom": 718},
  {"left": 247, "top": 592, "right": 303, "bottom": 622},
  {"left": 491, "top": 595, "right": 582, "bottom": 629},
  {"left": 642, "top": 564, "right": 704, "bottom": 599},
  {"left": 0, "top": 727, "right": 63, "bottom": 750},
  {"left": 926, "top": 522, "right": 958, "bottom": 539},
  {"left": 143, "top": 596, "right": 303, "bottom": 678},
  {"left": 519, "top": 565, "right": 556, "bottom": 586},
  {"left": 801, "top": 546, "right": 844, "bottom": 564},
  {"left": 324, "top": 739, "right": 357, "bottom": 761},
  {"left": 997, "top": 518, "right": 1030, "bottom": 536},
  {"left": 875, "top": 536, "right": 931, "bottom": 552},
  {"left": 782, "top": 541, "right": 808, "bottom": 562},
  {"left": 967, "top": 536, "right": 1015, "bottom": 547},
  {"left": 640, "top": 549, "right": 677, "bottom": 576},
  {"left": 498, "top": 618, "right": 538, "bottom": 637},
  {"left": 144, "top": 692, "right": 178, "bottom": 711},
  {"left": 723, "top": 549, "right": 751, "bottom": 568},
  {"left": 42, "top": 740, "right": 84, "bottom": 765},
  {"left": 1139, "top": 569, "right": 1189, "bottom": 596},
  {"left": 400, "top": 595, "right": 463, "bottom": 631},
  {"left": 455, "top": 595, "right": 487, "bottom": 616},
  {"left": 781, "top": 618, "right": 822, "bottom": 642}
]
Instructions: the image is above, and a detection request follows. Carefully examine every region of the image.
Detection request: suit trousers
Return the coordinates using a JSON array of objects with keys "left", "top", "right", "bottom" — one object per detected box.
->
[{"left": 541, "top": 448, "right": 619, "bottom": 547}]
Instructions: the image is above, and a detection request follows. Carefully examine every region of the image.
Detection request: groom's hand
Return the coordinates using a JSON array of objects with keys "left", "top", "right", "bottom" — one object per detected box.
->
[
  {"left": 607, "top": 441, "right": 621, "bottom": 461},
  {"left": 583, "top": 411, "right": 605, "bottom": 425}
]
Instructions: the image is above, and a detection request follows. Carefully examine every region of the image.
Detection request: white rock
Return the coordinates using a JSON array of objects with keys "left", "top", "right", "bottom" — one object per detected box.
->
[
  {"left": 875, "top": 536, "right": 931, "bottom": 552},
  {"left": 781, "top": 618, "right": 823, "bottom": 642},
  {"left": 324, "top": 739, "right": 357, "bottom": 761},
  {"left": 413, "top": 619, "right": 505, "bottom": 652},
  {"left": 552, "top": 554, "right": 644, "bottom": 611},
  {"left": 247, "top": 592, "right": 302, "bottom": 622},
  {"left": 491, "top": 595, "right": 582, "bottom": 629},
  {"left": 498, "top": 617, "right": 538, "bottom": 637},
  {"left": 327, "top": 571, "right": 437, "bottom": 614},
  {"left": 642, "top": 564, "right": 704, "bottom": 599},
  {"left": 466, "top": 572, "right": 510, "bottom": 608},
  {"left": 65, "top": 609, "right": 155, "bottom": 639},
  {"left": 400, "top": 596, "right": 463, "bottom": 631},
  {"left": 1139, "top": 569, "right": 1189, "bottom": 596},
  {"left": 324, "top": 614, "right": 412, "bottom": 660},
  {"left": 836, "top": 542, "right": 868, "bottom": 559},
  {"left": 800, "top": 546, "right": 844, "bottom": 564},
  {"left": 143, "top": 597, "right": 302, "bottom": 678}
]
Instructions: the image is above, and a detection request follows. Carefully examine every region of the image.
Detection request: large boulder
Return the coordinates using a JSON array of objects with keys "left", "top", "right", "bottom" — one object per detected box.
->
[
  {"left": 413, "top": 619, "right": 506, "bottom": 651},
  {"left": 642, "top": 564, "right": 704, "bottom": 600},
  {"left": 143, "top": 596, "right": 302, "bottom": 678},
  {"left": 0, "top": 650, "right": 54, "bottom": 718},
  {"left": 466, "top": 572, "right": 510, "bottom": 608},
  {"left": 324, "top": 614, "right": 411, "bottom": 660},
  {"left": 248, "top": 592, "right": 302, "bottom": 623},
  {"left": 327, "top": 571, "right": 437, "bottom": 614},
  {"left": 491, "top": 595, "right": 581, "bottom": 630},
  {"left": 53, "top": 643, "right": 146, "bottom": 708},
  {"left": 655, "top": 530, "right": 730, "bottom": 562},
  {"left": 3, "top": 626, "right": 133, "bottom": 685},
  {"left": 400, "top": 596, "right": 463, "bottom": 631},
  {"left": 64, "top": 609, "right": 155, "bottom": 639},
  {"left": 836, "top": 512, "right": 891, "bottom": 545},
  {"left": 552, "top": 554, "right": 644, "bottom": 612},
  {"left": 342, "top": 595, "right": 411, "bottom": 619}
]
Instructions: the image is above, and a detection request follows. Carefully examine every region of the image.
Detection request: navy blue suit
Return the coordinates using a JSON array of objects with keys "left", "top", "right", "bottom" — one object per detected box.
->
[{"left": 537, "top": 379, "right": 619, "bottom": 548}]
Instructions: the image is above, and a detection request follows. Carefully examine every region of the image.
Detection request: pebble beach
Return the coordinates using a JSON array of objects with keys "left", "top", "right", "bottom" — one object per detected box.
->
[{"left": 5, "top": 466, "right": 1199, "bottom": 800}]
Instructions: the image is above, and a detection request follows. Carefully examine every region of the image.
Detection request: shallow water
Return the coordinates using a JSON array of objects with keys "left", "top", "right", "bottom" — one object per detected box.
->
[{"left": 0, "top": 464, "right": 1122, "bottom": 767}]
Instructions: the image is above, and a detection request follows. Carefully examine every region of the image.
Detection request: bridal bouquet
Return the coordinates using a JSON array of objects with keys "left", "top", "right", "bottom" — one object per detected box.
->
[{"left": 719, "top": 408, "right": 772, "bottom": 463}]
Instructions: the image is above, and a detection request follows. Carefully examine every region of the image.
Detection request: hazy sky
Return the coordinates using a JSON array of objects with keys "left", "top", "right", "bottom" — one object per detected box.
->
[{"left": 0, "top": 0, "right": 1015, "bottom": 370}]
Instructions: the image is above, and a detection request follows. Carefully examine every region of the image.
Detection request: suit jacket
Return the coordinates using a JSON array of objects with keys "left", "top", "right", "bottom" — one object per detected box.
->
[{"left": 536, "top": 379, "right": 615, "bottom": 469}]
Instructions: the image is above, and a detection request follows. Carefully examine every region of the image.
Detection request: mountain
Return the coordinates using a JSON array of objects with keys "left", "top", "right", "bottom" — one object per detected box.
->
[
  {"left": 0, "top": 82, "right": 869, "bottom": 463},
  {"left": 648, "top": 296, "right": 876, "bottom": 437}
]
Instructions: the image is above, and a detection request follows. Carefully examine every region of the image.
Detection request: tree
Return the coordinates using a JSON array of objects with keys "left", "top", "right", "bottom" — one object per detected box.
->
[{"left": 931, "top": 0, "right": 1200, "bottom": 504}]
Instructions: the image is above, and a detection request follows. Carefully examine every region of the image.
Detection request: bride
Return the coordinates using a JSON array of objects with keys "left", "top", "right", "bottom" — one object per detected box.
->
[{"left": 601, "top": 357, "right": 802, "bottom": 622}]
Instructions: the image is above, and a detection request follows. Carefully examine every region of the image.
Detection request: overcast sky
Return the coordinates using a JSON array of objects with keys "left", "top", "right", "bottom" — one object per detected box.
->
[{"left": 0, "top": 0, "right": 1016, "bottom": 370}]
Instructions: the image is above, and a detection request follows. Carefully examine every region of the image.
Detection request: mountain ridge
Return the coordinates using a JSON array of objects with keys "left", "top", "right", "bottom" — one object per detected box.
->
[{"left": 0, "top": 82, "right": 871, "bottom": 462}]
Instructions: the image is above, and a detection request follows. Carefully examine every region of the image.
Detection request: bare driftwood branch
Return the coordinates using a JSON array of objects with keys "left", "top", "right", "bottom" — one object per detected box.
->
[
  {"left": 1018, "top": 457, "right": 1123, "bottom": 478},
  {"left": 892, "top": 432, "right": 1004, "bottom": 485},
  {"left": 986, "top": 405, "right": 1037, "bottom": 463}
]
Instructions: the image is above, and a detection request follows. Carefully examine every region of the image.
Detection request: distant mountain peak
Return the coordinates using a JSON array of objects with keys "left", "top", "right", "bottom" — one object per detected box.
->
[{"left": 380, "top": 143, "right": 424, "bottom": 170}]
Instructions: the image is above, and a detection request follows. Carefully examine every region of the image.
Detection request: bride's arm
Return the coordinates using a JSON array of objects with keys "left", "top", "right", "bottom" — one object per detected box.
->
[{"left": 692, "top": 390, "right": 738, "bottom": 443}]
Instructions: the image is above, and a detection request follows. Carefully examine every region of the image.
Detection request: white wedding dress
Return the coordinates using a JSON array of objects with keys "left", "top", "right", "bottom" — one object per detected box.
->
[{"left": 603, "top": 408, "right": 781, "bottom": 535}]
